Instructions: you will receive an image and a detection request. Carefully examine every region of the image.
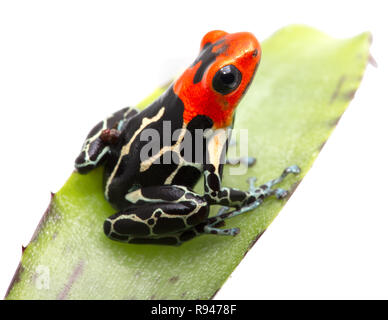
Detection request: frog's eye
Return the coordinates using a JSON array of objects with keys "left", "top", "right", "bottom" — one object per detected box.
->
[{"left": 212, "top": 65, "right": 242, "bottom": 95}]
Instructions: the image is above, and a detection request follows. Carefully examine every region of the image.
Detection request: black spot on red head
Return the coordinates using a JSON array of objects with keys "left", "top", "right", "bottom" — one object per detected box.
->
[
  {"left": 192, "top": 40, "right": 228, "bottom": 84},
  {"left": 200, "top": 30, "right": 228, "bottom": 50}
]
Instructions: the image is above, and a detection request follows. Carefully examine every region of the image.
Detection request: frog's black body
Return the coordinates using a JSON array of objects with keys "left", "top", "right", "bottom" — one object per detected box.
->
[
  {"left": 101, "top": 87, "right": 213, "bottom": 210},
  {"left": 74, "top": 31, "right": 300, "bottom": 245}
]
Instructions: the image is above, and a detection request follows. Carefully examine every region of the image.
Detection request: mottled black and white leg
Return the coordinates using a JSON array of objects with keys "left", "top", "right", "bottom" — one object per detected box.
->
[
  {"left": 183, "top": 165, "right": 300, "bottom": 240},
  {"left": 200, "top": 164, "right": 300, "bottom": 236},
  {"left": 139, "top": 199, "right": 262, "bottom": 245},
  {"left": 254, "top": 164, "right": 301, "bottom": 199},
  {"left": 102, "top": 166, "right": 300, "bottom": 246},
  {"left": 75, "top": 106, "right": 139, "bottom": 174},
  {"left": 204, "top": 160, "right": 301, "bottom": 206},
  {"left": 212, "top": 165, "right": 300, "bottom": 216},
  {"left": 103, "top": 185, "right": 210, "bottom": 245},
  {"left": 104, "top": 162, "right": 299, "bottom": 245},
  {"left": 198, "top": 128, "right": 301, "bottom": 237},
  {"left": 203, "top": 201, "right": 261, "bottom": 235}
]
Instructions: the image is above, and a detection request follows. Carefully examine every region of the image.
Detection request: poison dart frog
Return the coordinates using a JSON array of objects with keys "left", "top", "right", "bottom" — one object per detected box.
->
[{"left": 75, "top": 30, "right": 300, "bottom": 246}]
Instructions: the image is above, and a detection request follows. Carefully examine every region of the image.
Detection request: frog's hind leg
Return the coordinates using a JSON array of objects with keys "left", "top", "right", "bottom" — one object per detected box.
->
[
  {"left": 161, "top": 165, "right": 301, "bottom": 245},
  {"left": 105, "top": 198, "right": 258, "bottom": 246},
  {"left": 75, "top": 106, "right": 139, "bottom": 173},
  {"left": 203, "top": 200, "right": 261, "bottom": 235},
  {"left": 111, "top": 201, "right": 260, "bottom": 246},
  {"left": 103, "top": 185, "right": 210, "bottom": 246},
  {"left": 103, "top": 166, "right": 301, "bottom": 246},
  {"left": 198, "top": 165, "right": 301, "bottom": 237}
]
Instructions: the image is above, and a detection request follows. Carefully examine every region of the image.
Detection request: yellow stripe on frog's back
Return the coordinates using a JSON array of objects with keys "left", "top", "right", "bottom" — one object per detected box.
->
[{"left": 104, "top": 107, "right": 166, "bottom": 199}]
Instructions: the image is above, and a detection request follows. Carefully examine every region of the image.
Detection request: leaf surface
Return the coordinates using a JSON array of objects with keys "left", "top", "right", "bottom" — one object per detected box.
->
[{"left": 6, "top": 25, "right": 370, "bottom": 300}]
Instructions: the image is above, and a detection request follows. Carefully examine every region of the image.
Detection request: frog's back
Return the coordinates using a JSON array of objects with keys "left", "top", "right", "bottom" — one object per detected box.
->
[{"left": 103, "top": 86, "right": 207, "bottom": 209}]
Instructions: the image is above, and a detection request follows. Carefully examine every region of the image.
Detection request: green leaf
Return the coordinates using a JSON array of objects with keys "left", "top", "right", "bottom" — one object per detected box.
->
[{"left": 5, "top": 25, "right": 370, "bottom": 300}]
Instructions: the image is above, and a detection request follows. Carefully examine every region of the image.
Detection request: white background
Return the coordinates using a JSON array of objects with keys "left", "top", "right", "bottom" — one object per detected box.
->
[{"left": 0, "top": 0, "right": 387, "bottom": 299}]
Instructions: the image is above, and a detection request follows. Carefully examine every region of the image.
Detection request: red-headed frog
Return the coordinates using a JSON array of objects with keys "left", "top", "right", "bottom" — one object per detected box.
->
[{"left": 75, "top": 30, "right": 300, "bottom": 245}]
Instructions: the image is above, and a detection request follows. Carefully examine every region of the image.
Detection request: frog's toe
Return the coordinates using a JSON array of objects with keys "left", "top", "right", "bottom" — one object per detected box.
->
[
  {"left": 231, "top": 227, "right": 240, "bottom": 236},
  {"left": 246, "top": 176, "right": 257, "bottom": 192},
  {"left": 204, "top": 225, "right": 240, "bottom": 237},
  {"left": 285, "top": 164, "right": 301, "bottom": 175},
  {"left": 274, "top": 188, "right": 288, "bottom": 199},
  {"left": 243, "top": 157, "right": 256, "bottom": 167},
  {"left": 246, "top": 176, "right": 257, "bottom": 184},
  {"left": 216, "top": 206, "right": 229, "bottom": 217}
]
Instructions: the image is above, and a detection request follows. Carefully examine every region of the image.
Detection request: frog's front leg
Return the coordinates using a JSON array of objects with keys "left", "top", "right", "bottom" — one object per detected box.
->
[
  {"left": 103, "top": 185, "right": 210, "bottom": 245},
  {"left": 75, "top": 106, "right": 138, "bottom": 174}
]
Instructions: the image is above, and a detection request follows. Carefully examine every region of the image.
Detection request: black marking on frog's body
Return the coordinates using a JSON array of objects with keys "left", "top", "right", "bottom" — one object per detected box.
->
[
  {"left": 99, "top": 87, "right": 210, "bottom": 210},
  {"left": 104, "top": 185, "right": 209, "bottom": 243}
]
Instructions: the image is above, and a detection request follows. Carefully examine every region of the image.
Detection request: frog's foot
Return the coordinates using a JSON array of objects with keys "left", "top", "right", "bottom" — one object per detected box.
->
[
  {"left": 226, "top": 156, "right": 256, "bottom": 167},
  {"left": 206, "top": 200, "right": 261, "bottom": 227},
  {"left": 253, "top": 164, "right": 301, "bottom": 200},
  {"left": 202, "top": 165, "right": 301, "bottom": 232},
  {"left": 247, "top": 176, "right": 288, "bottom": 199},
  {"left": 204, "top": 225, "right": 240, "bottom": 236}
]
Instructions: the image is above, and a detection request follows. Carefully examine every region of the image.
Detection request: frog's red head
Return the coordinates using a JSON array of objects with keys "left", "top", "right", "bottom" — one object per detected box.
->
[{"left": 174, "top": 30, "right": 261, "bottom": 128}]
